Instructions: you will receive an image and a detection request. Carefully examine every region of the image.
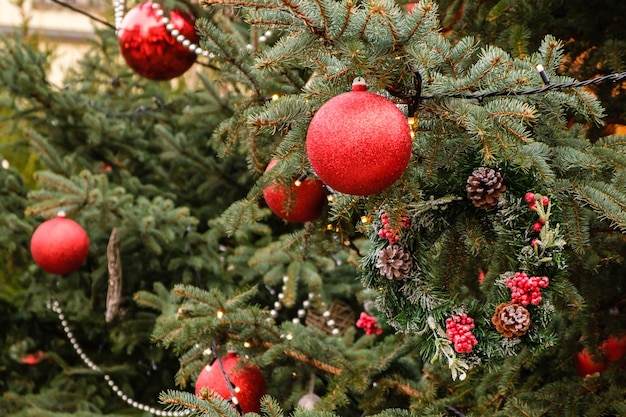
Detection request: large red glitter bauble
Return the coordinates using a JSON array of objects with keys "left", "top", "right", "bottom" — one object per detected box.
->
[
  {"left": 30, "top": 216, "right": 89, "bottom": 275},
  {"left": 195, "top": 352, "right": 267, "bottom": 414},
  {"left": 118, "top": 1, "right": 199, "bottom": 80},
  {"left": 306, "top": 80, "right": 412, "bottom": 195},
  {"left": 262, "top": 159, "right": 327, "bottom": 223}
]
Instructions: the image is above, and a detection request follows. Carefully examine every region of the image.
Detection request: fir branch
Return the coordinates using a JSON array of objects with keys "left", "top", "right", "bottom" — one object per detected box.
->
[
  {"left": 405, "top": 1, "right": 438, "bottom": 43},
  {"left": 46, "top": 0, "right": 115, "bottom": 29}
]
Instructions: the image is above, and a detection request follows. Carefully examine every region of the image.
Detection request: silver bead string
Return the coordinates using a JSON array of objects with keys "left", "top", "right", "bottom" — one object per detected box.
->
[
  {"left": 48, "top": 299, "right": 189, "bottom": 417},
  {"left": 112, "top": 0, "right": 273, "bottom": 58}
]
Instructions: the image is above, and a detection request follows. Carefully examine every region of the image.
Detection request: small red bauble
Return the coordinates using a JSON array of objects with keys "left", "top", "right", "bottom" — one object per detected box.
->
[
  {"left": 602, "top": 336, "right": 626, "bottom": 362},
  {"left": 305, "top": 78, "right": 412, "bottom": 196},
  {"left": 195, "top": 352, "right": 267, "bottom": 414},
  {"left": 575, "top": 337, "right": 626, "bottom": 377},
  {"left": 118, "top": 1, "right": 199, "bottom": 80},
  {"left": 262, "top": 159, "right": 327, "bottom": 223},
  {"left": 30, "top": 215, "right": 89, "bottom": 275},
  {"left": 575, "top": 349, "right": 608, "bottom": 377}
]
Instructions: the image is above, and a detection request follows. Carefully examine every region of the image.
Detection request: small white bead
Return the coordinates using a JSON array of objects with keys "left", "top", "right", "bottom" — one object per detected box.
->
[
  {"left": 278, "top": 293, "right": 284, "bottom": 300},
  {"left": 274, "top": 301, "right": 282, "bottom": 310},
  {"left": 170, "top": 29, "right": 180, "bottom": 37},
  {"left": 297, "top": 309, "right": 306, "bottom": 317},
  {"left": 156, "top": 9, "right": 164, "bottom": 16},
  {"left": 177, "top": 35, "right": 185, "bottom": 43},
  {"left": 332, "top": 328, "right": 340, "bottom": 335},
  {"left": 323, "top": 310, "right": 331, "bottom": 318},
  {"left": 265, "top": 30, "right": 272, "bottom": 36},
  {"left": 327, "top": 319, "right": 335, "bottom": 327},
  {"left": 282, "top": 276, "right": 289, "bottom": 283},
  {"left": 292, "top": 318, "right": 300, "bottom": 324},
  {"left": 258, "top": 35, "right": 267, "bottom": 42},
  {"left": 183, "top": 39, "right": 190, "bottom": 47},
  {"left": 302, "top": 300, "right": 310, "bottom": 308},
  {"left": 166, "top": 23, "right": 175, "bottom": 31},
  {"left": 161, "top": 17, "right": 170, "bottom": 24},
  {"left": 246, "top": 44, "right": 253, "bottom": 50}
]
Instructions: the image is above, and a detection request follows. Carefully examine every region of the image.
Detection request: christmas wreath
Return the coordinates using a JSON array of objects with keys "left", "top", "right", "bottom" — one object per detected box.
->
[{"left": 360, "top": 172, "right": 567, "bottom": 380}]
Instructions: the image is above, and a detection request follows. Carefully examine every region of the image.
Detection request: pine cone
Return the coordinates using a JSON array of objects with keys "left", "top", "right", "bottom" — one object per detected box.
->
[
  {"left": 492, "top": 302, "right": 531, "bottom": 338},
  {"left": 466, "top": 167, "right": 506, "bottom": 208},
  {"left": 375, "top": 245, "right": 413, "bottom": 280}
]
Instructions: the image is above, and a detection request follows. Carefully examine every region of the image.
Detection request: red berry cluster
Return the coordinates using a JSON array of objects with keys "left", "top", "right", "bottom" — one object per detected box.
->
[
  {"left": 524, "top": 192, "right": 549, "bottom": 232},
  {"left": 356, "top": 312, "right": 383, "bottom": 336},
  {"left": 445, "top": 313, "right": 478, "bottom": 353},
  {"left": 506, "top": 272, "right": 549, "bottom": 306},
  {"left": 378, "top": 212, "right": 411, "bottom": 244}
]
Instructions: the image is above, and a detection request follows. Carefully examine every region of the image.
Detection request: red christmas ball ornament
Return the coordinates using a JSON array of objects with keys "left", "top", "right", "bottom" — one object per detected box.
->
[
  {"left": 262, "top": 159, "right": 327, "bottom": 223},
  {"left": 118, "top": 1, "right": 199, "bottom": 80},
  {"left": 602, "top": 336, "right": 626, "bottom": 362},
  {"left": 575, "top": 348, "right": 608, "bottom": 377},
  {"left": 575, "top": 336, "right": 626, "bottom": 377},
  {"left": 30, "top": 214, "right": 89, "bottom": 275},
  {"left": 306, "top": 78, "right": 412, "bottom": 196},
  {"left": 195, "top": 352, "right": 267, "bottom": 414}
]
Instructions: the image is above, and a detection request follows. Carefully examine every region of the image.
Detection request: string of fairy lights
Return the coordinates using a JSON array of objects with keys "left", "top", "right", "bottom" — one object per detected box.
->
[{"left": 19, "top": 1, "right": 626, "bottom": 417}]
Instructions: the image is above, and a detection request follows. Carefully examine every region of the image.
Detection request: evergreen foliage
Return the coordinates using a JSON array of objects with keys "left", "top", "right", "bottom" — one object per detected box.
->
[{"left": 0, "top": 0, "right": 625, "bottom": 417}]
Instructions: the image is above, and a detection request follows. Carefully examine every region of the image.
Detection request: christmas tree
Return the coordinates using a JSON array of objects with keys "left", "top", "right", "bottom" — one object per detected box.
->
[{"left": 1, "top": 0, "right": 625, "bottom": 416}]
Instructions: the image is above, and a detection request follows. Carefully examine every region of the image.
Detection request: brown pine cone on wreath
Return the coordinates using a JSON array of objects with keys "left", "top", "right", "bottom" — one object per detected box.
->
[
  {"left": 492, "top": 302, "right": 531, "bottom": 338},
  {"left": 375, "top": 245, "right": 413, "bottom": 280},
  {"left": 466, "top": 167, "right": 506, "bottom": 209}
]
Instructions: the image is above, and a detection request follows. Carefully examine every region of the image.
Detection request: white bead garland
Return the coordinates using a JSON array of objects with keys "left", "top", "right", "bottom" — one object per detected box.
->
[
  {"left": 48, "top": 299, "right": 189, "bottom": 417},
  {"left": 269, "top": 277, "right": 340, "bottom": 336},
  {"left": 112, "top": 0, "right": 272, "bottom": 60}
]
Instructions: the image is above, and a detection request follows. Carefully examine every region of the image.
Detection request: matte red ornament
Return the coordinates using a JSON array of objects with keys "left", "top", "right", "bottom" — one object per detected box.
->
[
  {"left": 306, "top": 78, "right": 412, "bottom": 196},
  {"left": 118, "top": 1, "right": 199, "bottom": 80},
  {"left": 575, "top": 348, "right": 608, "bottom": 377},
  {"left": 602, "top": 336, "right": 626, "bottom": 362},
  {"left": 575, "top": 337, "right": 626, "bottom": 377},
  {"left": 30, "top": 215, "right": 89, "bottom": 275},
  {"left": 195, "top": 352, "right": 267, "bottom": 414},
  {"left": 262, "top": 159, "right": 327, "bottom": 223}
]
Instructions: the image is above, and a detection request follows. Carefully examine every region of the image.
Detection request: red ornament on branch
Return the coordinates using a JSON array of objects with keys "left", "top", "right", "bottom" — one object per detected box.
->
[
  {"left": 575, "top": 337, "right": 626, "bottom": 377},
  {"left": 306, "top": 78, "right": 412, "bottom": 196},
  {"left": 262, "top": 159, "right": 327, "bottom": 223},
  {"left": 195, "top": 351, "right": 267, "bottom": 414},
  {"left": 118, "top": 1, "right": 199, "bottom": 80},
  {"left": 30, "top": 214, "right": 89, "bottom": 275}
]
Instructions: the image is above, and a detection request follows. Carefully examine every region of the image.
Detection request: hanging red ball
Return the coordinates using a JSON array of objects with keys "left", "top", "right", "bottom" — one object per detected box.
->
[
  {"left": 30, "top": 215, "right": 89, "bottom": 275},
  {"left": 575, "top": 336, "right": 626, "bottom": 377},
  {"left": 117, "top": 1, "right": 199, "bottom": 80},
  {"left": 262, "top": 159, "right": 327, "bottom": 223},
  {"left": 575, "top": 348, "right": 608, "bottom": 378},
  {"left": 195, "top": 352, "right": 267, "bottom": 414},
  {"left": 306, "top": 78, "right": 412, "bottom": 196}
]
